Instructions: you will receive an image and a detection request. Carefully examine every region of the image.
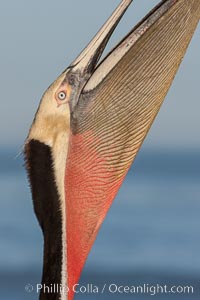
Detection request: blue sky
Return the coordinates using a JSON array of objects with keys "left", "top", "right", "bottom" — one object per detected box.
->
[{"left": 0, "top": 0, "right": 199, "bottom": 149}]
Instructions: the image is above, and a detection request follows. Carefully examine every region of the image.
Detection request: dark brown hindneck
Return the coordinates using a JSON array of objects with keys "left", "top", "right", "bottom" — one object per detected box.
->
[{"left": 25, "top": 139, "right": 63, "bottom": 300}]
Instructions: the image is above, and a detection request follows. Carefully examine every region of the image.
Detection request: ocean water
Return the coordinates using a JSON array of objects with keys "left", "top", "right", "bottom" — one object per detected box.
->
[{"left": 0, "top": 148, "right": 199, "bottom": 299}]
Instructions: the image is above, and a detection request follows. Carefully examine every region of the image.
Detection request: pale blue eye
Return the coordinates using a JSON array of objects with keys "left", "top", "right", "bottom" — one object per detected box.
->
[{"left": 58, "top": 91, "right": 66, "bottom": 100}]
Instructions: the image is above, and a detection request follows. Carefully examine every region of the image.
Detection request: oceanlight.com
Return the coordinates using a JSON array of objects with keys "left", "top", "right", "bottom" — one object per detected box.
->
[{"left": 25, "top": 283, "right": 194, "bottom": 296}]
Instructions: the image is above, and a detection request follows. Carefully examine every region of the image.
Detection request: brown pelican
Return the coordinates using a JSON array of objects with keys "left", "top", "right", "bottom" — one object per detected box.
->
[{"left": 24, "top": 0, "right": 200, "bottom": 299}]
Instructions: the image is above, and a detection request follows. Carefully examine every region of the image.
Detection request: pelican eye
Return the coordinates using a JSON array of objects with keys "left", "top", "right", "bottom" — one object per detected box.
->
[{"left": 58, "top": 91, "right": 66, "bottom": 101}]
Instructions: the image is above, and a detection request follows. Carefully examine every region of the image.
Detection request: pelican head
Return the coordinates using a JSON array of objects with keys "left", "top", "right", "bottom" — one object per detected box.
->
[{"left": 28, "top": 0, "right": 133, "bottom": 147}]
